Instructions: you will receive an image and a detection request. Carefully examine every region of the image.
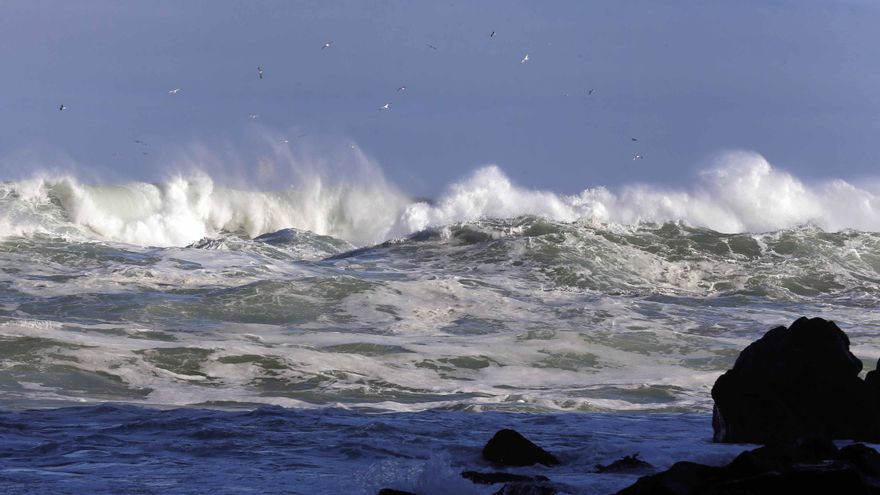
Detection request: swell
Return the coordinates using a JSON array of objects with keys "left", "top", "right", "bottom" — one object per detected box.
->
[{"left": 0, "top": 150, "right": 878, "bottom": 247}]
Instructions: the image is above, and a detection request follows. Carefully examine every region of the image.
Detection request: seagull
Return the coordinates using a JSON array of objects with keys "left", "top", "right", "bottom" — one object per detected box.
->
[
  {"left": 520, "top": 53, "right": 529, "bottom": 64},
  {"left": 257, "top": 66, "right": 263, "bottom": 79},
  {"left": 379, "top": 102, "right": 391, "bottom": 110},
  {"left": 490, "top": 31, "right": 495, "bottom": 38},
  {"left": 425, "top": 43, "right": 438, "bottom": 50},
  {"left": 59, "top": 104, "right": 66, "bottom": 111},
  {"left": 633, "top": 154, "right": 643, "bottom": 160},
  {"left": 168, "top": 88, "right": 180, "bottom": 95},
  {"left": 322, "top": 41, "right": 332, "bottom": 50},
  {"left": 397, "top": 85, "right": 407, "bottom": 92}
]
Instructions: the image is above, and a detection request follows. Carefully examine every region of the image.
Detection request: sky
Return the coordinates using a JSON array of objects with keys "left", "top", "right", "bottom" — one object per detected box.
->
[{"left": 1, "top": 0, "right": 878, "bottom": 197}]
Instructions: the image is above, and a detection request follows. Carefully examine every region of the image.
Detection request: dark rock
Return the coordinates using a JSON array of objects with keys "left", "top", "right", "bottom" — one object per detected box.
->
[
  {"left": 596, "top": 453, "right": 653, "bottom": 473},
  {"left": 715, "top": 467, "right": 872, "bottom": 494},
  {"left": 483, "top": 429, "right": 560, "bottom": 467},
  {"left": 492, "top": 482, "right": 558, "bottom": 495},
  {"left": 840, "top": 443, "right": 880, "bottom": 478},
  {"left": 377, "top": 489, "right": 418, "bottom": 495},
  {"left": 617, "top": 461, "right": 723, "bottom": 495},
  {"left": 711, "top": 316, "right": 880, "bottom": 444},
  {"left": 461, "top": 471, "right": 550, "bottom": 484},
  {"left": 616, "top": 438, "right": 880, "bottom": 495}
]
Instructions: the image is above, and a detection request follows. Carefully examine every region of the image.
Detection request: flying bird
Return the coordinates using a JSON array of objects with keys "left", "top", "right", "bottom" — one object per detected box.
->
[
  {"left": 633, "top": 154, "right": 643, "bottom": 160},
  {"left": 59, "top": 104, "right": 66, "bottom": 111},
  {"left": 257, "top": 66, "right": 264, "bottom": 79},
  {"left": 425, "top": 43, "right": 438, "bottom": 50},
  {"left": 490, "top": 31, "right": 495, "bottom": 38},
  {"left": 631, "top": 137, "right": 638, "bottom": 142},
  {"left": 520, "top": 53, "right": 529, "bottom": 64},
  {"left": 249, "top": 114, "right": 259, "bottom": 119},
  {"left": 588, "top": 89, "right": 594, "bottom": 95},
  {"left": 397, "top": 86, "right": 407, "bottom": 92},
  {"left": 168, "top": 88, "right": 180, "bottom": 95},
  {"left": 322, "top": 41, "right": 332, "bottom": 50},
  {"left": 379, "top": 102, "right": 391, "bottom": 110}
]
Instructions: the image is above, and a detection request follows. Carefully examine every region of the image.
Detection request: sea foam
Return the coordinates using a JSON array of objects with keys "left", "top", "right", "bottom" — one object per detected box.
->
[{"left": 0, "top": 150, "right": 877, "bottom": 247}]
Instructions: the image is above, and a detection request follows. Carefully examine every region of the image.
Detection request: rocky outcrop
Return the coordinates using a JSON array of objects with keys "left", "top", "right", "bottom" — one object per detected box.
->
[
  {"left": 595, "top": 453, "right": 653, "bottom": 473},
  {"left": 482, "top": 429, "right": 560, "bottom": 467},
  {"left": 711, "top": 316, "right": 880, "bottom": 444},
  {"left": 617, "top": 437, "right": 880, "bottom": 495}
]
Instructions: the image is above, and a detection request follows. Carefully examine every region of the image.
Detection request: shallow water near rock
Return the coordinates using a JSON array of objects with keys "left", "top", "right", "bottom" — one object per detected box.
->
[{"left": 0, "top": 405, "right": 752, "bottom": 495}]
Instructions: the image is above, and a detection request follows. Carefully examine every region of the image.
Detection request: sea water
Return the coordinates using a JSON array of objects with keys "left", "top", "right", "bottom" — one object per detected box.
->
[{"left": 1, "top": 151, "right": 880, "bottom": 493}]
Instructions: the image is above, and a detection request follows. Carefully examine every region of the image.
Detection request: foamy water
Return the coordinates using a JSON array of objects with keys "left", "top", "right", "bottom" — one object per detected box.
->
[
  {"left": 1, "top": 150, "right": 879, "bottom": 493},
  {"left": 2, "top": 151, "right": 879, "bottom": 249}
]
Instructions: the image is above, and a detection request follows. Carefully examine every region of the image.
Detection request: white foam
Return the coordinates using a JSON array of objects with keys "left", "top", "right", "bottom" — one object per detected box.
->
[{"left": 1, "top": 149, "right": 879, "bottom": 248}]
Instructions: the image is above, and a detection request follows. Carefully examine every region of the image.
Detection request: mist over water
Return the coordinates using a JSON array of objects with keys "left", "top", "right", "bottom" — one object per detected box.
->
[{"left": 1, "top": 148, "right": 879, "bottom": 248}]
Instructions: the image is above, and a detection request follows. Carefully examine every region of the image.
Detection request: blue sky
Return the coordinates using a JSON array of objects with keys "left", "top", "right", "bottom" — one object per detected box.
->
[{"left": 1, "top": 0, "right": 878, "bottom": 197}]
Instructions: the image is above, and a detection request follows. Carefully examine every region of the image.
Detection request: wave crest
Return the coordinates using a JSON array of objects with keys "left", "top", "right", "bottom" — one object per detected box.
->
[{"left": 0, "top": 150, "right": 878, "bottom": 246}]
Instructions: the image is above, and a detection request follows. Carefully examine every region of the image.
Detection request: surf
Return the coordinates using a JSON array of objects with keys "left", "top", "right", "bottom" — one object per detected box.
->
[{"left": 0, "top": 150, "right": 878, "bottom": 248}]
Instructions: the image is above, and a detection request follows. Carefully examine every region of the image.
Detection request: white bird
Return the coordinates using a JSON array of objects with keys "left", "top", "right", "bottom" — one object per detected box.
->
[
  {"left": 633, "top": 154, "right": 643, "bottom": 160},
  {"left": 322, "top": 41, "right": 332, "bottom": 50},
  {"left": 379, "top": 102, "right": 391, "bottom": 110},
  {"left": 520, "top": 53, "right": 529, "bottom": 64},
  {"left": 249, "top": 114, "right": 259, "bottom": 119},
  {"left": 168, "top": 88, "right": 180, "bottom": 95},
  {"left": 397, "top": 86, "right": 407, "bottom": 92},
  {"left": 59, "top": 104, "right": 66, "bottom": 111},
  {"left": 257, "top": 66, "right": 263, "bottom": 79}
]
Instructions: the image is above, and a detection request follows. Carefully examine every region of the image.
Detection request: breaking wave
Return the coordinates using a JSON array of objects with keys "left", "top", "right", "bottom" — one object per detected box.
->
[{"left": 0, "top": 150, "right": 878, "bottom": 247}]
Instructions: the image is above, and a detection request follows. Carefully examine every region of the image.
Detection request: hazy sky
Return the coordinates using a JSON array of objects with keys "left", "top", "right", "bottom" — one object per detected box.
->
[{"left": 1, "top": 0, "right": 878, "bottom": 196}]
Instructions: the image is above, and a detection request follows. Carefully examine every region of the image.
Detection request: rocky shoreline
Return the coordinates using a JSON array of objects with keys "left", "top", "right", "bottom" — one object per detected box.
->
[{"left": 378, "top": 317, "right": 880, "bottom": 494}]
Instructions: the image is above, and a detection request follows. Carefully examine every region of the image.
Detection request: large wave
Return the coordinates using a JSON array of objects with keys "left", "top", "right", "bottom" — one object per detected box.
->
[{"left": 0, "top": 150, "right": 878, "bottom": 247}]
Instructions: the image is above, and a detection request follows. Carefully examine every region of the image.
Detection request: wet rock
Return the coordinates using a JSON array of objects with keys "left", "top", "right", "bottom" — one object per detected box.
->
[
  {"left": 461, "top": 471, "right": 550, "bottom": 484},
  {"left": 711, "top": 316, "right": 879, "bottom": 444},
  {"left": 596, "top": 453, "right": 653, "bottom": 473},
  {"left": 483, "top": 429, "right": 560, "bottom": 467},
  {"left": 616, "top": 438, "right": 880, "bottom": 495}
]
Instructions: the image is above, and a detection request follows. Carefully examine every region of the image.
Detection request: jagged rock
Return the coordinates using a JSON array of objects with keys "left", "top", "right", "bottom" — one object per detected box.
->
[
  {"left": 483, "top": 429, "right": 560, "bottom": 467},
  {"left": 461, "top": 471, "right": 550, "bottom": 484},
  {"left": 616, "top": 438, "right": 880, "bottom": 495},
  {"left": 596, "top": 453, "right": 653, "bottom": 473},
  {"left": 711, "top": 316, "right": 880, "bottom": 444}
]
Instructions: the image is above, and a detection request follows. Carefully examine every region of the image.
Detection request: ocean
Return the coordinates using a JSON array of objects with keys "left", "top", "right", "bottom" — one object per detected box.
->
[{"left": 1, "top": 152, "right": 880, "bottom": 493}]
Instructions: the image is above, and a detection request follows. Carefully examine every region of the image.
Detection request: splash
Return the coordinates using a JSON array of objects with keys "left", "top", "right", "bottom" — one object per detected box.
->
[{"left": 0, "top": 150, "right": 878, "bottom": 247}]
